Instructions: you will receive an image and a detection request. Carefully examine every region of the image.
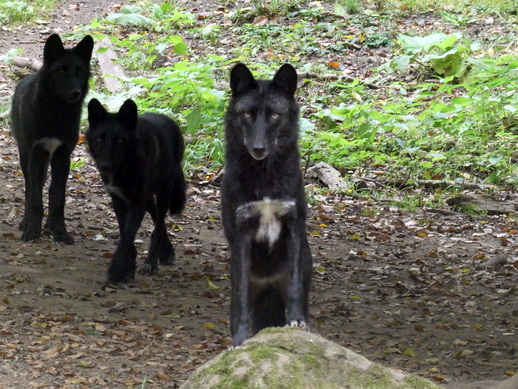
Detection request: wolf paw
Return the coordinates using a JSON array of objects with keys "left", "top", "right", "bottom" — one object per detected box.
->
[
  {"left": 287, "top": 320, "right": 308, "bottom": 331},
  {"left": 107, "top": 269, "right": 135, "bottom": 284},
  {"left": 53, "top": 231, "right": 74, "bottom": 245},
  {"left": 45, "top": 221, "right": 74, "bottom": 245},
  {"left": 139, "top": 263, "right": 158, "bottom": 275},
  {"left": 21, "top": 227, "right": 41, "bottom": 242},
  {"left": 159, "top": 252, "right": 175, "bottom": 266}
]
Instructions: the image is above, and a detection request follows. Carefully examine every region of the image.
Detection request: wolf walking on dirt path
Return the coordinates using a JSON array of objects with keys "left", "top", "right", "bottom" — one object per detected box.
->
[{"left": 87, "top": 98, "right": 186, "bottom": 283}]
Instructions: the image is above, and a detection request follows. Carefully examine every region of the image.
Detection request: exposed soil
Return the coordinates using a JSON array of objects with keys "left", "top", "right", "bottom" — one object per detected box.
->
[{"left": 0, "top": 1, "right": 517, "bottom": 388}]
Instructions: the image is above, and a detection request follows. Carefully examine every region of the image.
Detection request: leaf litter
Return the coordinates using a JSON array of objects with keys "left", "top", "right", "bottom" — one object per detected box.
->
[{"left": 0, "top": 0, "right": 516, "bottom": 388}]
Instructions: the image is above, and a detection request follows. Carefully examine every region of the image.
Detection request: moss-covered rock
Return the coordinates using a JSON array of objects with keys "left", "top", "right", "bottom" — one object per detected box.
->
[{"left": 180, "top": 327, "right": 440, "bottom": 389}]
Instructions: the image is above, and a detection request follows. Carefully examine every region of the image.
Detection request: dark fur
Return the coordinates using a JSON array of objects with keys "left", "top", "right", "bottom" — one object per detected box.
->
[
  {"left": 10, "top": 34, "right": 94, "bottom": 244},
  {"left": 86, "top": 99, "right": 186, "bottom": 283},
  {"left": 221, "top": 63, "right": 312, "bottom": 346}
]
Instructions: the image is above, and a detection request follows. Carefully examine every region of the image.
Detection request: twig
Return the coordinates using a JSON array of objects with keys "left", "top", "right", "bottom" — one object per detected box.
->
[{"left": 11, "top": 56, "right": 42, "bottom": 71}]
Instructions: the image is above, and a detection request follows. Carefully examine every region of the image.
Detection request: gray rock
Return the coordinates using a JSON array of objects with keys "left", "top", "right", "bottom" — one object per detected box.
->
[{"left": 180, "top": 327, "right": 440, "bottom": 389}]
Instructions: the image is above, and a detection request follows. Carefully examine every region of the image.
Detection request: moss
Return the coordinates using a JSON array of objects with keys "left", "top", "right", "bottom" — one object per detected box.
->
[
  {"left": 403, "top": 376, "right": 440, "bottom": 389},
  {"left": 181, "top": 329, "right": 441, "bottom": 389}
]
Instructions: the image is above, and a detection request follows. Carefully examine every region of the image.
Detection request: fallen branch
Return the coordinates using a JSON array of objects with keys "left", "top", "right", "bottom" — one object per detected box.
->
[
  {"left": 391, "top": 179, "right": 498, "bottom": 190},
  {"left": 423, "top": 207, "right": 459, "bottom": 216},
  {"left": 307, "top": 162, "right": 349, "bottom": 191},
  {"left": 11, "top": 56, "right": 42, "bottom": 71},
  {"left": 446, "top": 193, "right": 517, "bottom": 215},
  {"left": 94, "top": 37, "right": 127, "bottom": 93},
  {"left": 476, "top": 255, "right": 509, "bottom": 269}
]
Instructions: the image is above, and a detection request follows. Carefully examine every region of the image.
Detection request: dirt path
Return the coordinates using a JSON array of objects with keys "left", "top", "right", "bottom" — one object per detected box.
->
[{"left": 0, "top": 1, "right": 517, "bottom": 388}]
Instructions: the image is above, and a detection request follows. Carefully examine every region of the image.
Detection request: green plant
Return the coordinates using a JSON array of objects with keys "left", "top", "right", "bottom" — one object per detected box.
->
[
  {"left": 334, "top": 0, "right": 362, "bottom": 15},
  {"left": 0, "top": 0, "right": 60, "bottom": 24},
  {"left": 252, "top": 0, "right": 299, "bottom": 16},
  {"left": 70, "top": 158, "right": 86, "bottom": 171},
  {"left": 382, "top": 32, "right": 479, "bottom": 79}
]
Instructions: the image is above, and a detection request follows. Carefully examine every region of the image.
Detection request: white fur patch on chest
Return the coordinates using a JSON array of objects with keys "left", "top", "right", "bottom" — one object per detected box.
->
[
  {"left": 37, "top": 137, "right": 63, "bottom": 156},
  {"left": 236, "top": 197, "right": 296, "bottom": 247}
]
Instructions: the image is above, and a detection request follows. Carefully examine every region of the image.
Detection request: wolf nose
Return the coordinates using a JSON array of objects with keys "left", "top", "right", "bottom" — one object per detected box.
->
[
  {"left": 253, "top": 146, "right": 265, "bottom": 154},
  {"left": 70, "top": 90, "right": 81, "bottom": 101}
]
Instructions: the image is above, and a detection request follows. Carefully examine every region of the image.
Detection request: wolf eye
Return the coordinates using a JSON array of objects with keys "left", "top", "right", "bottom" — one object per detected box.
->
[
  {"left": 244, "top": 112, "right": 252, "bottom": 118},
  {"left": 271, "top": 113, "right": 279, "bottom": 119}
]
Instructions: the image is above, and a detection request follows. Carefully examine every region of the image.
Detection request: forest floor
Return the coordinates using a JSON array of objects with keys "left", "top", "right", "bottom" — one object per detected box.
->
[{"left": 0, "top": 0, "right": 516, "bottom": 388}]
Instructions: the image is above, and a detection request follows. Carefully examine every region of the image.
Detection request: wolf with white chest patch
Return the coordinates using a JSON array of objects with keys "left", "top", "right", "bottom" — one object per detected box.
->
[
  {"left": 11, "top": 34, "right": 94, "bottom": 244},
  {"left": 87, "top": 99, "right": 186, "bottom": 283},
  {"left": 221, "top": 63, "right": 312, "bottom": 346}
]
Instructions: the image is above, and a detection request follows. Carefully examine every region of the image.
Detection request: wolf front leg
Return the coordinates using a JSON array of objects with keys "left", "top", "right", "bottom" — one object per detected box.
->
[
  {"left": 285, "top": 221, "right": 310, "bottom": 330},
  {"left": 230, "top": 232, "right": 253, "bottom": 347},
  {"left": 108, "top": 202, "right": 146, "bottom": 283},
  {"left": 46, "top": 146, "right": 74, "bottom": 244},
  {"left": 21, "top": 143, "right": 50, "bottom": 242}
]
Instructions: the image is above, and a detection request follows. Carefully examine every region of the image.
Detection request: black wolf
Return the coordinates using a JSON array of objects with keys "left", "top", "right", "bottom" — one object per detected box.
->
[
  {"left": 86, "top": 99, "right": 186, "bottom": 283},
  {"left": 10, "top": 34, "right": 94, "bottom": 244},
  {"left": 221, "top": 63, "right": 312, "bottom": 346}
]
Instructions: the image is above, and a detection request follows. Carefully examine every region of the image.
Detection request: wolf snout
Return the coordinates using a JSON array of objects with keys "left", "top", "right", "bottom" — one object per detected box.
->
[
  {"left": 249, "top": 145, "right": 268, "bottom": 160},
  {"left": 68, "top": 89, "right": 82, "bottom": 103}
]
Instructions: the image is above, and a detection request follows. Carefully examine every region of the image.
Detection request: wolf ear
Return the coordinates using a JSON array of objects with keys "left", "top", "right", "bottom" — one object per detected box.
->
[
  {"left": 272, "top": 63, "right": 298, "bottom": 96},
  {"left": 74, "top": 35, "right": 94, "bottom": 64},
  {"left": 43, "top": 34, "right": 65, "bottom": 65},
  {"left": 87, "top": 99, "right": 108, "bottom": 127},
  {"left": 118, "top": 99, "right": 139, "bottom": 130},
  {"left": 230, "top": 63, "right": 256, "bottom": 97}
]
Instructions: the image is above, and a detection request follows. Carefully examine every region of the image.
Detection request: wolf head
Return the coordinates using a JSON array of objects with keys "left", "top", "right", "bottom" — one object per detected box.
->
[
  {"left": 41, "top": 34, "right": 94, "bottom": 104},
  {"left": 87, "top": 99, "right": 139, "bottom": 183},
  {"left": 227, "top": 63, "right": 299, "bottom": 161}
]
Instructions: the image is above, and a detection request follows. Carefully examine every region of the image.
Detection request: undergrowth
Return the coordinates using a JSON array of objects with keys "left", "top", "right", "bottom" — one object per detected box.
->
[
  {"left": 34, "top": 1, "right": 517, "bottom": 202},
  {"left": 0, "top": 0, "right": 56, "bottom": 24}
]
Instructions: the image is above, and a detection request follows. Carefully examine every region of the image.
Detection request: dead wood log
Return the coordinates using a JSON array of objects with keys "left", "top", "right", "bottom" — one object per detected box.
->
[
  {"left": 446, "top": 193, "right": 517, "bottom": 215},
  {"left": 94, "top": 37, "right": 126, "bottom": 93},
  {"left": 476, "top": 255, "right": 510, "bottom": 269},
  {"left": 11, "top": 56, "right": 42, "bottom": 71},
  {"left": 307, "top": 162, "right": 350, "bottom": 191},
  {"left": 388, "top": 179, "right": 498, "bottom": 190}
]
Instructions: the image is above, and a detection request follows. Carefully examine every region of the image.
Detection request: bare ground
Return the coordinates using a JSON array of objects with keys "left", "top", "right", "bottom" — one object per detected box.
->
[{"left": 0, "top": 0, "right": 517, "bottom": 388}]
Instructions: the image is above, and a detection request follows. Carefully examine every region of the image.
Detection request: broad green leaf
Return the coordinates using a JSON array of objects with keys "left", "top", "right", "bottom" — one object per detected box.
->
[
  {"left": 107, "top": 12, "right": 155, "bottom": 27},
  {"left": 390, "top": 55, "right": 411, "bottom": 73},
  {"left": 186, "top": 110, "right": 202, "bottom": 134},
  {"left": 426, "top": 50, "right": 466, "bottom": 77},
  {"left": 450, "top": 97, "right": 473, "bottom": 105},
  {"left": 398, "top": 32, "right": 450, "bottom": 54},
  {"left": 333, "top": 3, "right": 348, "bottom": 17},
  {"left": 299, "top": 117, "right": 315, "bottom": 136}
]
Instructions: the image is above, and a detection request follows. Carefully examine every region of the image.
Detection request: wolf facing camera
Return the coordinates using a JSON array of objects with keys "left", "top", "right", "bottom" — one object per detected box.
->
[
  {"left": 11, "top": 34, "right": 94, "bottom": 244},
  {"left": 221, "top": 63, "right": 313, "bottom": 347}
]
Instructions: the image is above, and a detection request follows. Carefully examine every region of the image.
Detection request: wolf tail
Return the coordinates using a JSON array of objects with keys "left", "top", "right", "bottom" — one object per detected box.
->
[{"left": 169, "top": 168, "right": 186, "bottom": 215}]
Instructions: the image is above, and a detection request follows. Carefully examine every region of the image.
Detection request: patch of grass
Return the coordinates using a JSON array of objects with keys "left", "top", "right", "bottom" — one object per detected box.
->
[
  {"left": 83, "top": 0, "right": 517, "bottom": 205},
  {"left": 0, "top": 0, "right": 57, "bottom": 24},
  {"left": 252, "top": 0, "right": 299, "bottom": 16},
  {"left": 384, "top": 0, "right": 517, "bottom": 14}
]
